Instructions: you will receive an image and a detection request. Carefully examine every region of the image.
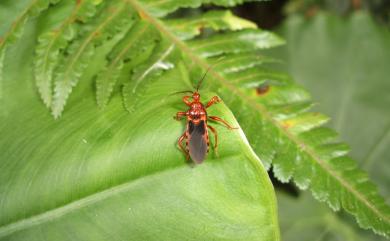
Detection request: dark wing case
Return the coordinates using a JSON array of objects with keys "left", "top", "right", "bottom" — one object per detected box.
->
[{"left": 188, "top": 120, "right": 208, "bottom": 164}]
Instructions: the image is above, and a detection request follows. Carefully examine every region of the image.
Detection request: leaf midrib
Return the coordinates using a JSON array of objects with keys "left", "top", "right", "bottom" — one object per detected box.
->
[
  {"left": 127, "top": 0, "right": 390, "bottom": 225},
  {"left": 0, "top": 163, "right": 185, "bottom": 238},
  {"left": 0, "top": 100, "right": 268, "bottom": 238},
  {"left": 0, "top": 99, "right": 183, "bottom": 237}
]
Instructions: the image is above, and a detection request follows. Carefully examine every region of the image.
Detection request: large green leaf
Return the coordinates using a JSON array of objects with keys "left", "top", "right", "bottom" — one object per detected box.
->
[
  {"left": 271, "top": 11, "right": 390, "bottom": 240},
  {"left": 1, "top": 0, "right": 390, "bottom": 239},
  {"left": 0, "top": 1, "right": 279, "bottom": 240}
]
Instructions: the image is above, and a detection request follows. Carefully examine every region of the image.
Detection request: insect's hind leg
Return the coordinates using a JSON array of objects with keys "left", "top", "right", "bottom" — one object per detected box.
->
[
  {"left": 178, "top": 132, "right": 190, "bottom": 160},
  {"left": 208, "top": 116, "right": 238, "bottom": 130},
  {"left": 207, "top": 125, "right": 218, "bottom": 150},
  {"left": 207, "top": 125, "right": 218, "bottom": 157}
]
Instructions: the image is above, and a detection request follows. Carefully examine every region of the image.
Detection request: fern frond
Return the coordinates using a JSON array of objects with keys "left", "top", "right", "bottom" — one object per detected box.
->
[
  {"left": 34, "top": 0, "right": 101, "bottom": 107},
  {"left": 209, "top": 55, "right": 390, "bottom": 237},
  {"left": 188, "top": 29, "right": 285, "bottom": 58},
  {"left": 165, "top": 10, "right": 256, "bottom": 40},
  {"left": 206, "top": 54, "right": 390, "bottom": 236},
  {"left": 0, "top": 0, "right": 62, "bottom": 95},
  {"left": 138, "top": 0, "right": 266, "bottom": 17},
  {"left": 125, "top": 2, "right": 390, "bottom": 236},
  {"left": 95, "top": 21, "right": 159, "bottom": 108},
  {"left": 122, "top": 39, "right": 176, "bottom": 112},
  {"left": 0, "top": 0, "right": 62, "bottom": 45},
  {"left": 51, "top": 1, "right": 135, "bottom": 118},
  {"left": 209, "top": 53, "right": 279, "bottom": 74}
]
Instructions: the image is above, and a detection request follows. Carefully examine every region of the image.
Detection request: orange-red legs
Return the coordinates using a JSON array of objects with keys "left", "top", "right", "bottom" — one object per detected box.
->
[
  {"left": 207, "top": 125, "right": 218, "bottom": 156},
  {"left": 208, "top": 116, "right": 238, "bottom": 130},
  {"left": 174, "top": 93, "right": 237, "bottom": 164},
  {"left": 175, "top": 111, "right": 186, "bottom": 120},
  {"left": 183, "top": 96, "right": 192, "bottom": 106},
  {"left": 206, "top": 96, "right": 220, "bottom": 108},
  {"left": 173, "top": 58, "right": 238, "bottom": 163},
  {"left": 178, "top": 132, "right": 189, "bottom": 160}
]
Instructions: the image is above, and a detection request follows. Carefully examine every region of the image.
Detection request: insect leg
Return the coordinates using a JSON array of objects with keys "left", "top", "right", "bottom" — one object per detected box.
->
[
  {"left": 208, "top": 116, "right": 238, "bottom": 130},
  {"left": 178, "top": 132, "right": 189, "bottom": 159},
  {"left": 205, "top": 96, "right": 221, "bottom": 108},
  {"left": 183, "top": 96, "right": 192, "bottom": 106},
  {"left": 174, "top": 111, "right": 187, "bottom": 120}
]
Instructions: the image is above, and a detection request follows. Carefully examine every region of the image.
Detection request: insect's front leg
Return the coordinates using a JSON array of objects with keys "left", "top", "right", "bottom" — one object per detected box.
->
[
  {"left": 205, "top": 96, "right": 221, "bottom": 108},
  {"left": 174, "top": 111, "right": 187, "bottom": 120},
  {"left": 208, "top": 116, "right": 238, "bottom": 130},
  {"left": 183, "top": 96, "right": 192, "bottom": 106}
]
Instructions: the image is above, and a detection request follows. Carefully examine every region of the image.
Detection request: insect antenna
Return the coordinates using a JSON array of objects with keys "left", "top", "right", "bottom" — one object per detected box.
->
[
  {"left": 169, "top": 90, "right": 193, "bottom": 96},
  {"left": 196, "top": 57, "right": 225, "bottom": 92}
]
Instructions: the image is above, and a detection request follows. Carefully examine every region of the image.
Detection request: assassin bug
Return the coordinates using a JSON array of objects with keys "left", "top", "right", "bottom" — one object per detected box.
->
[{"left": 174, "top": 65, "right": 237, "bottom": 164}]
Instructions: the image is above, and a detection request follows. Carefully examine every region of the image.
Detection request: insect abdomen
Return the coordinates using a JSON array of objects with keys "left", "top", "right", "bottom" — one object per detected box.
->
[{"left": 188, "top": 120, "right": 208, "bottom": 163}]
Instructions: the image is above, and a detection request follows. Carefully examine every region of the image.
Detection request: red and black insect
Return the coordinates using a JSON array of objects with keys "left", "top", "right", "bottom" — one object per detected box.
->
[{"left": 174, "top": 68, "right": 237, "bottom": 164}]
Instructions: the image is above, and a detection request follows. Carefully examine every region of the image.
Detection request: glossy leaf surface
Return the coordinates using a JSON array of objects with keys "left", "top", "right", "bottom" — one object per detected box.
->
[
  {"left": 0, "top": 1, "right": 279, "bottom": 240},
  {"left": 1, "top": 0, "right": 389, "bottom": 239}
]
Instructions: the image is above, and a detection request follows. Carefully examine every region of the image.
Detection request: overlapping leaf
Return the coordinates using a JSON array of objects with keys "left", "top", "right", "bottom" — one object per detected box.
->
[
  {"left": 34, "top": 0, "right": 101, "bottom": 107},
  {"left": 137, "top": 0, "right": 267, "bottom": 17},
  {"left": 165, "top": 10, "right": 256, "bottom": 40},
  {"left": 128, "top": 2, "right": 389, "bottom": 237},
  {"left": 182, "top": 28, "right": 390, "bottom": 236},
  {"left": 0, "top": 0, "right": 62, "bottom": 103},
  {"left": 51, "top": 1, "right": 136, "bottom": 118},
  {"left": 96, "top": 20, "right": 160, "bottom": 108},
  {"left": 276, "top": 14, "right": 390, "bottom": 193}
]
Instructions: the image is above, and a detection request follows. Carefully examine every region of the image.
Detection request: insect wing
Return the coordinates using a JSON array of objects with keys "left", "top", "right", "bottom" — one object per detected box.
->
[{"left": 188, "top": 120, "right": 208, "bottom": 164}]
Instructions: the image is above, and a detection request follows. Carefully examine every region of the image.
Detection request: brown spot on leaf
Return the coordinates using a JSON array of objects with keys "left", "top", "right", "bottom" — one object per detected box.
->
[{"left": 256, "top": 83, "right": 270, "bottom": 96}]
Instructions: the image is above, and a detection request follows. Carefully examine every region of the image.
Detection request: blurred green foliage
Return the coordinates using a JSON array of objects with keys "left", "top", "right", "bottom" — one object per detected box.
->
[
  {"left": 271, "top": 10, "right": 390, "bottom": 241},
  {"left": 285, "top": 0, "right": 390, "bottom": 24}
]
